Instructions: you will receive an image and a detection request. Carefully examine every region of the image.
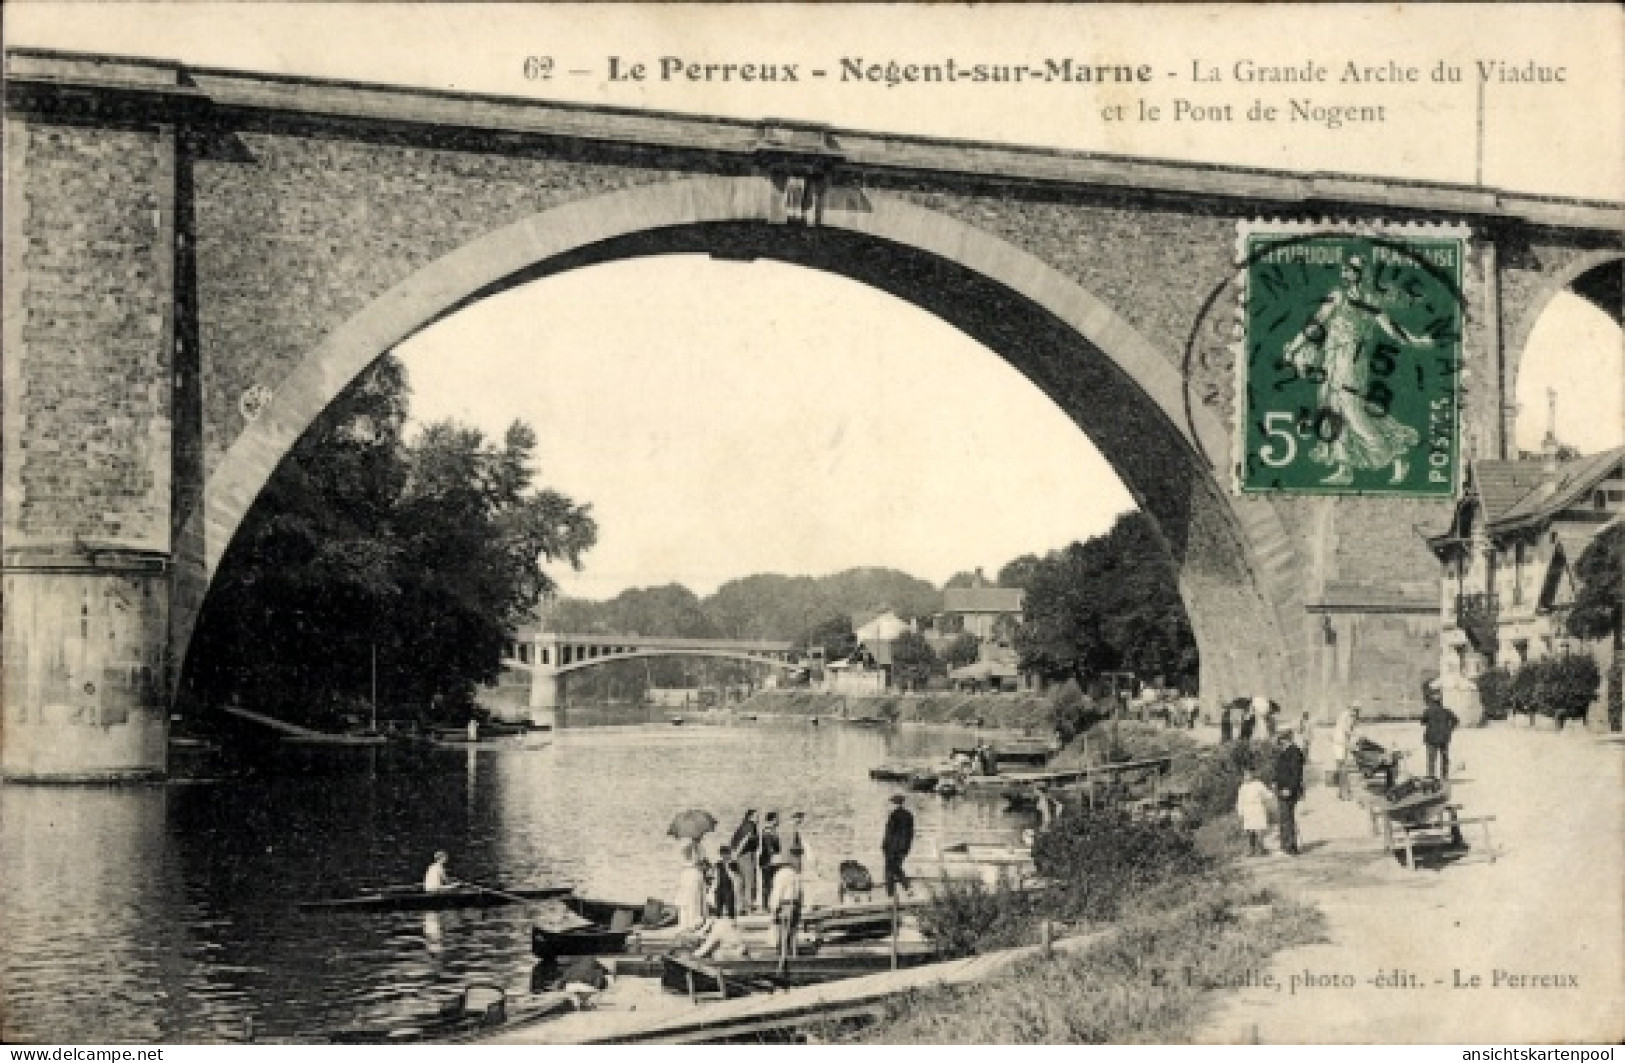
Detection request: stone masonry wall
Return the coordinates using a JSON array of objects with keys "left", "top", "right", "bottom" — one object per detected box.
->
[
  {"left": 4, "top": 117, "right": 174, "bottom": 549},
  {"left": 192, "top": 135, "right": 681, "bottom": 478}
]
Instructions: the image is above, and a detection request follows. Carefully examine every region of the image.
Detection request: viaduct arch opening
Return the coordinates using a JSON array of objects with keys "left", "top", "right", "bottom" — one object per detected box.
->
[
  {"left": 177, "top": 177, "right": 1305, "bottom": 738},
  {"left": 1509, "top": 255, "right": 1624, "bottom": 455}
]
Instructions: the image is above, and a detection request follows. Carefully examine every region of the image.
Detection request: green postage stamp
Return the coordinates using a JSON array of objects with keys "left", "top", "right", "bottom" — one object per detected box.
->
[{"left": 1235, "top": 223, "right": 1467, "bottom": 498}]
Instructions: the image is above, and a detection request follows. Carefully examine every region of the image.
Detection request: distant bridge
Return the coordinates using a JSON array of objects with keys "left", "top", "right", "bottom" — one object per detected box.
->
[{"left": 500, "top": 631, "right": 797, "bottom": 722}]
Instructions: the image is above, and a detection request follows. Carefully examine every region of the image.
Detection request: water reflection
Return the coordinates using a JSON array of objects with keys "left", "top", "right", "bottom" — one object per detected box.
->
[{"left": 2, "top": 719, "right": 1030, "bottom": 1042}]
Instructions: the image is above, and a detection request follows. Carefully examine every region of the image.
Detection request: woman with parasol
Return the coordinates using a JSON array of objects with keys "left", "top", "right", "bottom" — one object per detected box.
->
[{"left": 668, "top": 809, "right": 716, "bottom": 932}]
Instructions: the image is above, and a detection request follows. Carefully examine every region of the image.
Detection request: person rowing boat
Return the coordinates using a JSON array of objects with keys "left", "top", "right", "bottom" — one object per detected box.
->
[{"left": 425, "top": 851, "right": 458, "bottom": 892}]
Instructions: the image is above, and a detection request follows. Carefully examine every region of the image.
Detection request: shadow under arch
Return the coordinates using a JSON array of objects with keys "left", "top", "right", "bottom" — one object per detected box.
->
[{"left": 178, "top": 176, "right": 1307, "bottom": 709}]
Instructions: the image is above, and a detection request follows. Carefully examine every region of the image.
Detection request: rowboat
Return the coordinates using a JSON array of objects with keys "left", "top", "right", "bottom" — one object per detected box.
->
[
  {"left": 660, "top": 947, "right": 939, "bottom": 997},
  {"left": 531, "top": 923, "right": 635, "bottom": 958},
  {"left": 299, "top": 883, "right": 573, "bottom": 913},
  {"left": 868, "top": 764, "right": 915, "bottom": 782},
  {"left": 324, "top": 983, "right": 573, "bottom": 1043},
  {"left": 561, "top": 895, "right": 679, "bottom": 928},
  {"left": 532, "top": 896, "right": 680, "bottom": 958},
  {"left": 950, "top": 744, "right": 1055, "bottom": 767}
]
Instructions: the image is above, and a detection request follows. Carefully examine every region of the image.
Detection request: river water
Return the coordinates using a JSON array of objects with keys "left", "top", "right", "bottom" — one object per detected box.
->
[{"left": 1, "top": 717, "right": 1031, "bottom": 1043}]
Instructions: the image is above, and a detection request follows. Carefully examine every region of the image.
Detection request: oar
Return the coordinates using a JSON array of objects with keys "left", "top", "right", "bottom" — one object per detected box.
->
[{"left": 458, "top": 881, "right": 543, "bottom": 905}]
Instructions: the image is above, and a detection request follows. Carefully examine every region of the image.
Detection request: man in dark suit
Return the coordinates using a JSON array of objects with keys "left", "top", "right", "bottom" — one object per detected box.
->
[
  {"left": 1273, "top": 731, "right": 1307, "bottom": 856},
  {"left": 882, "top": 795, "right": 915, "bottom": 897},
  {"left": 1420, "top": 678, "right": 1459, "bottom": 779}
]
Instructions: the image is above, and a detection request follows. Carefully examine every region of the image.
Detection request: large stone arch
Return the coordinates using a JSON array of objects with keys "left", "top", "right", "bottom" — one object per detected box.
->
[{"left": 180, "top": 175, "right": 1307, "bottom": 715}]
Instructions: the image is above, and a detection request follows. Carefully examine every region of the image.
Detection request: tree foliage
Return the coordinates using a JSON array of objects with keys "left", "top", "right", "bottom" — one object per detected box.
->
[
  {"left": 944, "top": 633, "right": 982, "bottom": 670},
  {"left": 995, "top": 554, "right": 1043, "bottom": 591},
  {"left": 183, "top": 357, "right": 596, "bottom": 725},
  {"left": 801, "top": 615, "right": 858, "bottom": 663},
  {"left": 1566, "top": 522, "right": 1623, "bottom": 642},
  {"left": 889, "top": 630, "right": 940, "bottom": 690},
  {"left": 1013, "top": 513, "right": 1198, "bottom": 687}
]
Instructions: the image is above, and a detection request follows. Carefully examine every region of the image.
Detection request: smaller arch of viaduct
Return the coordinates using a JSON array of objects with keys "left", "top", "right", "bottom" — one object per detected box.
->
[{"left": 1504, "top": 251, "right": 1625, "bottom": 434}]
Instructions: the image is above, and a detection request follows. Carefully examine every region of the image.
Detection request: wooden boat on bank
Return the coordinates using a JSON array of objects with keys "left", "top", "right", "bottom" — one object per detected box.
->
[
  {"left": 299, "top": 883, "right": 573, "bottom": 913},
  {"left": 532, "top": 923, "right": 636, "bottom": 958},
  {"left": 562, "top": 896, "right": 680, "bottom": 927},
  {"left": 660, "top": 947, "right": 939, "bottom": 998},
  {"left": 325, "top": 983, "right": 573, "bottom": 1043},
  {"left": 532, "top": 896, "right": 680, "bottom": 958}
]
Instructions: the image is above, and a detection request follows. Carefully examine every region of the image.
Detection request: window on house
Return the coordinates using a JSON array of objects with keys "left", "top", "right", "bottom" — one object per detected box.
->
[{"left": 1512, "top": 542, "right": 1525, "bottom": 605}]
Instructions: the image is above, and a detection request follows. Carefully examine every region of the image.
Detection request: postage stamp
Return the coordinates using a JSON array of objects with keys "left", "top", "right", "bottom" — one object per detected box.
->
[{"left": 1235, "top": 223, "right": 1468, "bottom": 497}]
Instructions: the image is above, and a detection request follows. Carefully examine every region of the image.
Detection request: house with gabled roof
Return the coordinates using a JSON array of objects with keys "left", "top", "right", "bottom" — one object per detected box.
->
[
  {"left": 1424, "top": 440, "right": 1625, "bottom": 723},
  {"left": 942, "top": 571, "right": 1024, "bottom": 641}
]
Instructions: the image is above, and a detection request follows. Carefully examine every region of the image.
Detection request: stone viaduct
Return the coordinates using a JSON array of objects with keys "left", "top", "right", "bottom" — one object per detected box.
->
[{"left": 4, "top": 49, "right": 1621, "bottom": 779}]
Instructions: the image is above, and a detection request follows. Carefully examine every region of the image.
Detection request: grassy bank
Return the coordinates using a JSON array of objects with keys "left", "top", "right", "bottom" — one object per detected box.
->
[
  {"left": 737, "top": 690, "right": 1055, "bottom": 732},
  {"left": 828, "top": 717, "right": 1325, "bottom": 1042},
  {"left": 836, "top": 886, "right": 1324, "bottom": 1043}
]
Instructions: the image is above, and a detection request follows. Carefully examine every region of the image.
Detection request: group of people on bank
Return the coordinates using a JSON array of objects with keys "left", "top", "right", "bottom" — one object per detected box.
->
[{"left": 1233, "top": 676, "right": 1460, "bottom": 857}]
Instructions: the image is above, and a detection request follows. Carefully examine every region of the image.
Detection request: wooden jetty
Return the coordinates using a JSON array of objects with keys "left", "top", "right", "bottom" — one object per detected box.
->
[
  {"left": 960, "top": 755, "right": 1173, "bottom": 795},
  {"left": 475, "top": 927, "right": 1105, "bottom": 1045}
]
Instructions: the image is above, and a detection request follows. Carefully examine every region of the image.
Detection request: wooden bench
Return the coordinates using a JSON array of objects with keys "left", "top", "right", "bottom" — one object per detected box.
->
[{"left": 1380, "top": 803, "right": 1498, "bottom": 870}]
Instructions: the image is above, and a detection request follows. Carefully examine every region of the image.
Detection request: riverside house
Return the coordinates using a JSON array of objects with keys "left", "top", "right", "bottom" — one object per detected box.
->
[{"left": 1424, "top": 439, "right": 1625, "bottom": 724}]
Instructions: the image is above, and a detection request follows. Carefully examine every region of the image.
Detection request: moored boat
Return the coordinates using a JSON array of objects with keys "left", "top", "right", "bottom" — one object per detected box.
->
[
  {"left": 907, "top": 771, "right": 941, "bottom": 792},
  {"left": 660, "top": 947, "right": 939, "bottom": 997},
  {"left": 532, "top": 895, "right": 680, "bottom": 958},
  {"left": 561, "top": 895, "right": 679, "bottom": 928},
  {"left": 531, "top": 924, "right": 635, "bottom": 958},
  {"left": 299, "top": 883, "right": 572, "bottom": 913},
  {"left": 324, "top": 983, "right": 573, "bottom": 1043}
]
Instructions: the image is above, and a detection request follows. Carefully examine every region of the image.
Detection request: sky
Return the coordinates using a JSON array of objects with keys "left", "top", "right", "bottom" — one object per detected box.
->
[{"left": 9, "top": 4, "right": 1621, "bottom": 599}]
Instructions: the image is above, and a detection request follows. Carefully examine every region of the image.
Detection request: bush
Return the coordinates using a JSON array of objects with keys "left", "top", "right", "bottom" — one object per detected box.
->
[
  {"left": 1476, "top": 667, "right": 1514, "bottom": 722},
  {"left": 915, "top": 879, "right": 1041, "bottom": 958},
  {"left": 1051, "top": 681, "right": 1095, "bottom": 744},
  {"left": 1181, "top": 738, "right": 1278, "bottom": 827},
  {"left": 1031, "top": 809, "right": 1210, "bottom": 924},
  {"left": 1503, "top": 654, "right": 1601, "bottom": 726}
]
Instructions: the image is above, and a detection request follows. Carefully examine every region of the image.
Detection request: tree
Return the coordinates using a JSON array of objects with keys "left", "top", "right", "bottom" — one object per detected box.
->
[
  {"left": 801, "top": 615, "right": 858, "bottom": 663},
  {"left": 890, "top": 631, "right": 939, "bottom": 691},
  {"left": 944, "top": 571, "right": 980, "bottom": 589},
  {"left": 1013, "top": 513, "right": 1198, "bottom": 688},
  {"left": 182, "top": 358, "right": 597, "bottom": 725},
  {"left": 387, "top": 419, "right": 596, "bottom": 712},
  {"left": 996, "top": 554, "right": 1044, "bottom": 591},
  {"left": 1567, "top": 522, "right": 1623, "bottom": 642},
  {"left": 944, "top": 633, "right": 982, "bottom": 670},
  {"left": 183, "top": 357, "right": 411, "bottom": 722}
]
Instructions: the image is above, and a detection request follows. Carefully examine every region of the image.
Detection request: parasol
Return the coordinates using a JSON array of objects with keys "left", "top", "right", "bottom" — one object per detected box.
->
[{"left": 667, "top": 809, "right": 718, "bottom": 840}]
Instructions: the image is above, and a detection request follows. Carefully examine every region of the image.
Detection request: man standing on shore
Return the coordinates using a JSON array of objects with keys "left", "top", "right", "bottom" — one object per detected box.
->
[
  {"left": 1273, "top": 732, "right": 1306, "bottom": 856},
  {"left": 882, "top": 794, "right": 915, "bottom": 898},
  {"left": 758, "top": 812, "right": 783, "bottom": 906},
  {"left": 1420, "top": 678, "right": 1459, "bottom": 779},
  {"left": 728, "top": 810, "right": 761, "bottom": 911}
]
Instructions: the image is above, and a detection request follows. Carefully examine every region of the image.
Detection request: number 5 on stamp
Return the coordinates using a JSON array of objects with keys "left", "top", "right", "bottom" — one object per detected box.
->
[{"left": 1235, "top": 224, "right": 1466, "bottom": 498}]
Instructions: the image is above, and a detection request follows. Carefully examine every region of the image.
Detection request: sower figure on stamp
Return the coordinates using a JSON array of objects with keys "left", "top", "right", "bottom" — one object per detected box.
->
[
  {"left": 1283, "top": 253, "right": 1439, "bottom": 486},
  {"left": 1273, "top": 731, "right": 1306, "bottom": 856},
  {"left": 1420, "top": 677, "right": 1458, "bottom": 779}
]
